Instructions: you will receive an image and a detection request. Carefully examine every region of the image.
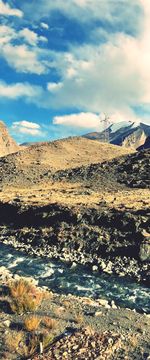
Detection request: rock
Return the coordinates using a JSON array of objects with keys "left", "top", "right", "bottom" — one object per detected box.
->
[
  {"left": 98, "top": 299, "right": 109, "bottom": 307},
  {"left": 111, "top": 300, "right": 117, "bottom": 309},
  {"left": 3, "top": 320, "right": 11, "bottom": 328},
  {"left": 92, "top": 265, "right": 98, "bottom": 271},
  {"left": 95, "top": 311, "right": 102, "bottom": 317},
  {"left": 139, "top": 241, "right": 150, "bottom": 262}
]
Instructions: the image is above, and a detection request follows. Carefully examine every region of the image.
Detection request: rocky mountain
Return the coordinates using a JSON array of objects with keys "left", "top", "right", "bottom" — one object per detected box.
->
[
  {"left": 83, "top": 122, "right": 150, "bottom": 150},
  {"left": 0, "top": 121, "right": 19, "bottom": 157},
  {"left": 0, "top": 137, "right": 134, "bottom": 188}
]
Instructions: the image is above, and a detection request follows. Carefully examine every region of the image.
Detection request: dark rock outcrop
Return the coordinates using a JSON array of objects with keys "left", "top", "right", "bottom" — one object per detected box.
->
[{"left": 0, "top": 201, "right": 149, "bottom": 284}]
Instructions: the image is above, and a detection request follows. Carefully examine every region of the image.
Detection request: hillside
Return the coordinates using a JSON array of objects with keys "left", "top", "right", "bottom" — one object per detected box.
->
[
  {"left": 84, "top": 122, "right": 150, "bottom": 150},
  {"left": 0, "top": 121, "right": 19, "bottom": 157},
  {"left": 54, "top": 149, "right": 150, "bottom": 190},
  {"left": 0, "top": 137, "right": 134, "bottom": 188}
]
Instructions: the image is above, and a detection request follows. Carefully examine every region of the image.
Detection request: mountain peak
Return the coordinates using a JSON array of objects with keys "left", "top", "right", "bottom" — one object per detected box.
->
[{"left": 83, "top": 121, "right": 150, "bottom": 150}]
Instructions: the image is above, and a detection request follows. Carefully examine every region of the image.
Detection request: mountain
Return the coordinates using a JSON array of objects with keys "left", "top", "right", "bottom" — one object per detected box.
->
[
  {"left": 0, "top": 121, "right": 19, "bottom": 157},
  {"left": 83, "top": 121, "right": 150, "bottom": 150},
  {"left": 0, "top": 136, "right": 134, "bottom": 188}
]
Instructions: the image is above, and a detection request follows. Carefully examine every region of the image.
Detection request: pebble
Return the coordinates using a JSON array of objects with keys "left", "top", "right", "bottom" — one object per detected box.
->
[
  {"left": 3, "top": 320, "right": 11, "bottom": 328},
  {"left": 98, "top": 299, "right": 109, "bottom": 307},
  {"left": 92, "top": 265, "right": 98, "bottom": 271}
]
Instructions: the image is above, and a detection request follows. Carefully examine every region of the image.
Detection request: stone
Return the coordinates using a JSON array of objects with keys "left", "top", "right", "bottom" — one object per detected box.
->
[
  {"left": 139, "top": 242, "right": 150, "bottom": 262},
  {"left": 95, "top": 311, "right": 102, "bottom": 317},
  {"left": 98, "top": 299, "right": 109, "bottom": 307},
  {"left": 111, "top": 300, "right": 117, "bottom": 309},
  {"left": 3, "top": 320, "right": 11, "bottom": 328},
  {"left": 92, "top": 265, "right": 98, "bottom": 271}
]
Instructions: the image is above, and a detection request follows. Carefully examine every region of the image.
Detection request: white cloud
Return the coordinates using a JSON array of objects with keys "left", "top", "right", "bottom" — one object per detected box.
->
[
  {"left": 47, "top": 82, "right": 63, "bottom": 92},
  {"left": 0, "top": 0, "right": 23, "bottom": 17},
  {"left": 53, "top": 112, "right": 101, "bottom": 129},
  {"left": 41, "top": 22, "right": 49, "bottom": 30},
  {"left": 0, "top": 24, "right": 49, "bottom": 74},
  {"left": 12, "top": 121, "right": 43, "bottom": 136},
  {"left": 23, "top": 0, "right": 140, "bottom": 30},
  {"left": 31, "top": 0, "right": 148, "bottom": 126},
  {"left": 0, "top": 25, "right": 15, "bottom": 45},
  {"left": 1, "top": 43, "right": 47, "bottom": 74},
  {"left": 0, "top": 80, "right": 42, "bottom": 99},
  {"left": 13, "top": 120, "right": 41, "bottom": 129},
  {"left": 19, "top": 28, "right": 47, "bottom": 46}
]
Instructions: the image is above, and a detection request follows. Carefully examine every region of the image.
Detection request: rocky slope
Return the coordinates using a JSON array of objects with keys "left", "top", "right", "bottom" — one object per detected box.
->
[
  {"left": 0, "top": 137, "right": 134, "bottom": 188},
  {"left": 54, "top": 149, "right": 150, "bottom": 190},
  {"left": 84, "top": 122, "right": 150, "bottom": 150},
  {"left": 0, "top": 121, "right": 19, "bottom": 157}
]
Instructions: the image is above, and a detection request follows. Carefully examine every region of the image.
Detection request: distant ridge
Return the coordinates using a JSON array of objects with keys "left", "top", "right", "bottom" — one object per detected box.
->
[{"left": 83, "top": 122, "right": 150, "bottom": 150}]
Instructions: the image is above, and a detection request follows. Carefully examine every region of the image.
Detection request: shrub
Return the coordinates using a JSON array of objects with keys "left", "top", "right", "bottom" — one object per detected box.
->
[
  {"left": 24, "top": 316, "right": 41, "bottom": 332},
  {"left": 18, "top": 334, "right": 39, "bottom": 357},
  {"left": 5, "top": 331, "right": 24, "bottom": 352},
  {"left": 74, "top": 311, "right": 84, "bottom": 324},
  {"left": 8, "top": 278, "right": 43, "bottom": 314},
  {"left": 43, "top": 316, "right": 57, "bottom": 329},
  {"left": 42, "top": 330, "right": 54, "bottom": 349}
]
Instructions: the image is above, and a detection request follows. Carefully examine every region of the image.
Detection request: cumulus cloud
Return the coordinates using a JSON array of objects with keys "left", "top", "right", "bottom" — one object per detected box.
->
[
  {"left": 0, "top": 80, "right": 42, "bottom": 99},
  {"left": 0, "top": 24, "right": 49, "bottom": 74},
  {"left": 53, "top": 113, "right": 101, "bottom": 129},
  {"left": 47, "top": 82, "right": 63, "bottom": 92},
  {"left": 0, "top": 0, "right": 23, "bottom": 17},
  {"left": 19, "top": 28, "right": 47, "bottom": 46},
  {"left": 32, "top": 0, "right": 148, "bottom": 125},
  {"left": 1, "top": 43, "right": 47, "bottom": 74},
  {"left": 12, "top": 121, "right": 43, "bottom": 136}
]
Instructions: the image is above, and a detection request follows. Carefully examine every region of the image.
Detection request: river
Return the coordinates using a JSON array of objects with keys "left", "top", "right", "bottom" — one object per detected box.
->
[{"left": 0, "top": 243, "right": 149, "bottom": 313}]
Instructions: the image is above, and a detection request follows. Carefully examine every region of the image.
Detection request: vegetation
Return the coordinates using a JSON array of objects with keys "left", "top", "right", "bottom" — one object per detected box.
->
[
  {"left": 8, "top": 278, "right": 43, "bottom": 314},
  {"left": 24, "top": 315, "right": 41, "bottom": 332}
]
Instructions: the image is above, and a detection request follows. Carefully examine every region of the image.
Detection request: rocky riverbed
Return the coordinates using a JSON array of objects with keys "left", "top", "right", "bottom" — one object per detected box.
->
[{"left": 0, "top": 195, "right": 149, "bottom": 285}]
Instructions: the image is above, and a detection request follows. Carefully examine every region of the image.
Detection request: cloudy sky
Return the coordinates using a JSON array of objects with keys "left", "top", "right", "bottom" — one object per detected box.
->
[{"left": 0, "top": 0, "right": 150, "bottom": 143}]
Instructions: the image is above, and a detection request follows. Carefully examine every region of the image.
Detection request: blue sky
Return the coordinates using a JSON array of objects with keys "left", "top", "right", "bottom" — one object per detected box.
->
[{"left": 0, "top": 0, "right": 150, "bottom": 143}]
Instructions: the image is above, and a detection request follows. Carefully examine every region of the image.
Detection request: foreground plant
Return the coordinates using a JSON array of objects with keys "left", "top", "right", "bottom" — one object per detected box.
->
[
  {"left": 43, "top": 316, "right": 57, "bottom": 329},
  {"left": 8, "top": 278, "right": 43, "bottom": 314},
  {"left": 24, "top": 315, "right": 41, "bottom": 332}
]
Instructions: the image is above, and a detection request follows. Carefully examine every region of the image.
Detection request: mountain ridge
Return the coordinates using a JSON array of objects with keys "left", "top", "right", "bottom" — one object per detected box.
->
[{"left": 83, "top": 121, "right": 150, "bottom": 150}]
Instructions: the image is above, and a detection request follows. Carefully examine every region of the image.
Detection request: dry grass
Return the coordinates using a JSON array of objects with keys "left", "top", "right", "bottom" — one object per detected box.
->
[
  {"left": 8, "top": 279, "right": 43, "bottom": 314},
  {"left": 5, "top": 331, "right": 24, "bottom": 352},
  {"left": 24, "top": 315, "right": 41, "bottom": 332},
  {"left": 54, "top": 306, "right": 65, "bottom": 318},
  {"left": 18, "top": 334, "right": 39, "bottom": 357},
  {"left": 1, "top": 184, "right": 149, "bottom": 211},
  {"left": 128, "top": 333, "right": 139, "bottom": 348},
  {"left": 43, "top": 316, "right": 57, "bottom": 329},
  {"left": 42, "top": 331, "right": 55, "bottom": 349},
  {"left": 74, "top": 311, "right": 84, "bottom": 325}
]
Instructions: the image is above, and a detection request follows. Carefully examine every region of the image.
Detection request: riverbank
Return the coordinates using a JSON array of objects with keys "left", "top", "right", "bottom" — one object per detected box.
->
[
  {"left": 0, "top": 267, "right": 150, "bottom": 360},
  {"left": 0, "top": 185, "right": 149, "bottom": 285}
]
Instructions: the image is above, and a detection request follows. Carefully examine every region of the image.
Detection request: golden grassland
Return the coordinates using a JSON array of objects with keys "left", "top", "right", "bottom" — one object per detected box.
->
[{"left": 0, "top": 182, "right": 149, "bottom": 211}]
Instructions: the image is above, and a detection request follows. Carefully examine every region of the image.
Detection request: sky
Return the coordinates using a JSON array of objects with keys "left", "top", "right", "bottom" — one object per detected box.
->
[{"left": 0, "top": 0, "right": 150, "bottom": 143}]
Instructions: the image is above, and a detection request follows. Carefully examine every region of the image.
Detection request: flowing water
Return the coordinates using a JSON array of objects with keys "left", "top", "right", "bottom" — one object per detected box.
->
[{"left": 0, "top": 243, "right": 149, "bottom": 313}]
